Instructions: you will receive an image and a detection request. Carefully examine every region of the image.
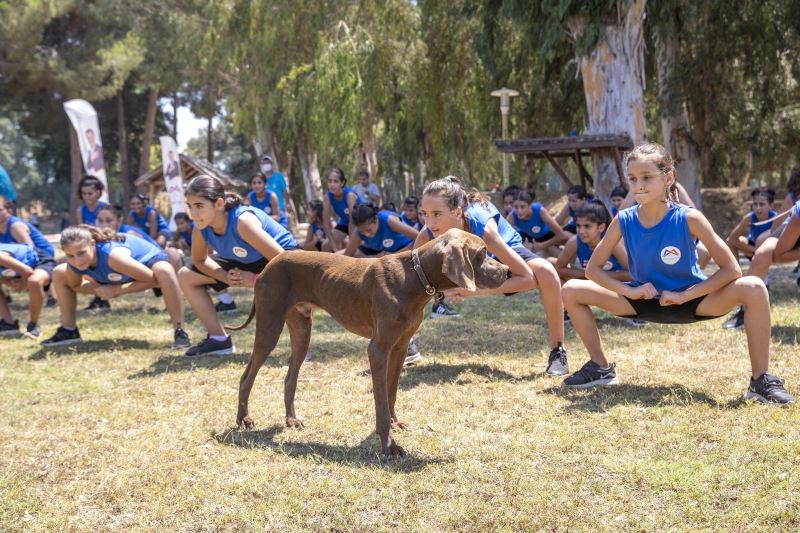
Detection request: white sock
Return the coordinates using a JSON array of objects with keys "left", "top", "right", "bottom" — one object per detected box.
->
[
  {"left": 210, "top": 335, "right": 228, "bottom": 342},
  {"left": 218, "top": 292, "right": 233, "bottom": 304}
]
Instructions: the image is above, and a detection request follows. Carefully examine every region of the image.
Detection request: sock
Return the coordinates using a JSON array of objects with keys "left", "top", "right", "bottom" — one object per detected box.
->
[
  {"left": 218, "top": 292, "right": 233, "bottom": 304},
  {"left": 62, "top": 325, "right": 76, "bottom": 331},
  {"left": 210, "top": 335, "right": 228, "bottom": 342}
]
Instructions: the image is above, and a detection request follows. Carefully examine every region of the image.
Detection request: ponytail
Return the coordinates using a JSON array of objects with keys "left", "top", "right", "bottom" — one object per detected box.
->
[{"left": 186, "top": 174, "right": 242, "bottom": 211}]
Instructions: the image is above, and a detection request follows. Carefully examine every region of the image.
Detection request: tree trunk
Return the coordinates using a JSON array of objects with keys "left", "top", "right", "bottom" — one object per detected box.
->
[
  {"left": 117, "top": 90, "right": 132, "bottom": 202},
  {"left": 138, "top": 88, "right": 159, "bottom": 176},
  {"left": 572, "top": 0, "right": 648, "bottom": 206},
  {"left": 739, "top": 150, "right": 753, "bottom": 189},
  {"left": 69, "top": 125, "right": 83, "bottom": 217},
  {"left": 297, "top": 145, "right": 323, "bottom": 203},
  {"left": 206, "top": 114, "right": 214, "bottom": 163},
  {"left": 654, "top": 12, "right": 702, "bottom": 207}
]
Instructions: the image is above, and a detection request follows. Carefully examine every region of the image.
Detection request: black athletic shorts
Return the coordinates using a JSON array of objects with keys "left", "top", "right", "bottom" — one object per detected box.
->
[
  {"left": 358, "top": 245, "right": 382, "bottom": 256},
  {"left": 190, "top": 253, "right": 270, "bottom": 292},
  {"left": 502, "top": 245, "right": 538, "bottom": 296},
  {"left": 334, "top": 223, "right": 349, "bottom": 234},
  {"left": 563, "top": 223, "right": 577, "bottom": 234},
  {"left": 622, "top": 295, "right": 722, "bottom": 324}
]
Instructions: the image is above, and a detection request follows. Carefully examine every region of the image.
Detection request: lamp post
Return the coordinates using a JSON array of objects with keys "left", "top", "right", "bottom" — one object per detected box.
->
[{"left": 491, "top": 87, "right": 519, "bottom": 189}]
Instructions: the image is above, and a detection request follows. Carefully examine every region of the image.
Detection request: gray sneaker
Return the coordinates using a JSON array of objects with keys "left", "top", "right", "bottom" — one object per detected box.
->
[
  {"left": 545, "top": 343, "right": 569, "bottom": 376},
  {"left": 0, "top": 319, "right": 20, "bottom": 337},
  {"left": 172, "top": 327, "right": 191, "bottom": 349},
  {"left": 24, "top": 322, "right": 41, "bottom": 339},
  {"left": 404, "top": 338, "right": 423, "bottom": 366}
]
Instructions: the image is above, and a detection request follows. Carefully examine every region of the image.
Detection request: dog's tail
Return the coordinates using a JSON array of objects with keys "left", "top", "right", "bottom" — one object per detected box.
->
[{"left": 224, "top": 301, "right": 256, "bottom": 332}]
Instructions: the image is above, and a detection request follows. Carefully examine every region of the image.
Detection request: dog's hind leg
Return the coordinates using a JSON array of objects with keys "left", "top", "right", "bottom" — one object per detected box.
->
[
  {"left": 284, "top": 304, "right": 313, "bottom": 429},
  {"left": 368, "top": 333, "right": 405, "bottom": 457}
]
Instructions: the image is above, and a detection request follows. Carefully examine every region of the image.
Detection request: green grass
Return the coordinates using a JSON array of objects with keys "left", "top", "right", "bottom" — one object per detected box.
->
[{"left": 1, "top": 266, "right": 800, "bottom": 531}]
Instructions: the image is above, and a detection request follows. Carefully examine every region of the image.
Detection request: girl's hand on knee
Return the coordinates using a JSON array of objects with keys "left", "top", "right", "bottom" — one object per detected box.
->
[
  {"left": 443, "top": 288, "right": 467, "bottom": 301},
  {"left": 227, "top": 269, "right": 243, "bottom": 287},
  {"left": 659, "top": 290, "right": 686, "bottom": 306},
  {"left": 626, "top": 282, "right": 658, "bottom": 300}
]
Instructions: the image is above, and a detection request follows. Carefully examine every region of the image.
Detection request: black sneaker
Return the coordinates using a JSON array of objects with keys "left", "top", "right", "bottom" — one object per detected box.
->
[
  {"left": 431, "top": 300, "right": 461, "bottom": 318},
  {"left": 46, "top": 296, "right": 57, "bottom": 308},
  {"left": 85, "top": 296, "right": 110, "bottom": 312},
  {"left": 746, "top": 373, "right": 795, "bottom": 405},
  {"left": 545, "top": 343, "right": 569, "bottom": 376},
  {"left": 184, "top": 335, "right": 235, "bottom": 357},
  {"left": 0, "top": 319, "right": 20, "bottom": 337},
  {"left": 41, "top": 326, "right": 82, "bottom": 346},
  {"left": 563, "top": 360, "right": 619, "bottom": 388},
  {"left": 563, "top": 310, "right": 571, "bottom": 326},
  {"left": 215, "top": 301, "right": 237, "bottom": 314},
  {"left": 404, "top": 337, "right": 423, "bottom": 366},
  {"left": 173, "top": 327, "right": 191, "bottom": 349},
  {"left": 722, "top": 306, "right": 744, "bottom": 330},
  {"left": 24, "top": 322, "right": 41, "bottom": 339}
]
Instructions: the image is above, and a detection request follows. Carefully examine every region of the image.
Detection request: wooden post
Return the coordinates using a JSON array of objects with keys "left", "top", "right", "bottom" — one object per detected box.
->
[
  {"left": 543, "top": 151, "right": 574, "bottom": 187},
  {"left": 611, "top": 147, "right": 626, "bottom": 185}
]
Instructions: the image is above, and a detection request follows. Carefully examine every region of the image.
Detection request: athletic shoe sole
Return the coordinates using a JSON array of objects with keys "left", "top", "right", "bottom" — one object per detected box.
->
[
  {"left": 185, "top": 345, "right": 236, "bottom": 357},
  {"left": 216, "top": 309, "right": 237, "bottom": 314},
  {"left": 545, "top": 367, "right": 570, "bottom": 377},
  {"left": 430, "top": 312, "right": 461, "bottom": 318},
  {"left": 41, "top": 338, "right": 83, "bottom": 347},
  {"left": 172, "top": 342, "right": 192, "bottom": 349},
  {"left": 564, "top": 376, "right": 620, "bottom": 389},
  {"left": 23, "top": 331, "right": 41, "bottom": 340},
  {"left": 0, "top": 330, "right": 21, "bottom": 337},
  {"left": 625, "top": 319, "right": 646, "bottom": 327},
  {"left": 403, "top": 353, "right": 423, "bottom": 366},
  {"left": 745, "top": 391, "right": 795, "bottom": 405}
]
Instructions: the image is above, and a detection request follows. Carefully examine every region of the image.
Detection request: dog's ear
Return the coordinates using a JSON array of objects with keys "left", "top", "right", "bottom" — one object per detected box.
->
[{"left": 441, "top": 238, "right": 476, "bottom": 291}]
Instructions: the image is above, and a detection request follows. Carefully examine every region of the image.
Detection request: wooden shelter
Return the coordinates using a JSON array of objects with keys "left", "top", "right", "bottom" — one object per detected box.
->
[
  {"left": 134, "top": 154, "right": 247, "bottom": 200},
  {"left": 494, "top": 134, "right": 633, "bottom": 188}
]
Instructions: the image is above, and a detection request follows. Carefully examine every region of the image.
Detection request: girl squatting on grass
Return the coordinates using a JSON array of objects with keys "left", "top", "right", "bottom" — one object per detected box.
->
[
  {"left": 177, "top": 175, "right": 298, "bottom": 357},
  {"left": 415, "top": 176, "right": 569, "bottom": 376},
  {"left": 0, "top": 242, "right": 56, "bottom": 338},
  {"left": 40, "top": 225, "right": 189, "bottom": 349},
  {"left": 560, "top": 142, "right": 794, "bottom": 404}
]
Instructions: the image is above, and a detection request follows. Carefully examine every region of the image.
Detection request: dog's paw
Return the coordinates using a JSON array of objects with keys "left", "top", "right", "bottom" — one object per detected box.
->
[
  {"left": 285, "top": 416, "right": 305, "bottom": 429},
  {"left": 237, "top": 415, "right": 255, "bottom": 430},
  {"left": 382, "top": 441, "right": 406, "bottom": 458}
]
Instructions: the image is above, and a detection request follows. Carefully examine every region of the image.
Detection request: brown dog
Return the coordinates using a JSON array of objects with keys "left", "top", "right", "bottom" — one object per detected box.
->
[{"left": 227, "top": 228, "right": 509, "bottom": 456}]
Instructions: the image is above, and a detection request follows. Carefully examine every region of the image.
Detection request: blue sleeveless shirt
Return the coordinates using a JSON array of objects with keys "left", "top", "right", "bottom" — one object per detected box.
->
[
  {"left": 119, "top": 223, "right": 160, "bottom": 246},
  {"left": 465, "top": 201, "right": 523, "bottom": 249},
  {"left": 80, "top": 201, "right": 108, "bottom": 226},
  {"left": 68, "top": 234, "right": 166, "bottom": 284},
  {"left": 200, "top": 205, "right": 297, "bottom": 264},
  {"left": 1, "top": 242, "right": 38, "bottom": 278},
  {"left": 247, "top": 190, "right": 289, "bottom": 228},
  {"left": 130, "top": 205, "right": 170, "bottom": 235},
  {"left": 357, "top": 211, "right": 413, "bottom": 253},
  {"left": 618, "top": 204, "right": 706, "bottom": 293},
  {"left": 178, "top": 222, "right": 194, "bottom": 247},
  {"left": 576, "top": 235, "right": 623, "bottom": 271},
  {"left": 512, "top": 203, "right": 552, "bottom": 239},
  {"left": 748, "top": 210, "right": 777, "bottom": 243},
  {"left": 327, "top": 187, "right": 361, "bottom": 226},
  {"left": 2, "top": 215, "right": 54, "bottom": 257},
  {"left": 400, "top": 212, "right": 423, "bottom": 231}
]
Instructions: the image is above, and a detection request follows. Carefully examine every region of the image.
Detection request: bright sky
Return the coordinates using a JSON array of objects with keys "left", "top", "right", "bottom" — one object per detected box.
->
[{"left": 159, "top": 98, "right": 216, "bottom": 151}]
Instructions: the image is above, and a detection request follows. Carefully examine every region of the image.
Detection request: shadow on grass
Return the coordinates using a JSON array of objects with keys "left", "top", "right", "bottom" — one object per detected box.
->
[
  {"left": 399, "top": 362, "right": 520, "bottom": 390},
  {"left": 771, "top": 325, "right": 800, "bottom": 345},
  {"left": 544, "top": 383, "right": 721, "bottom": 412},
  {"left": 29, "top": 338, "right": 157, "bottom": 360},
  {"left": 213, "top": 424, "right": 445, "bottom": 470},
  {"left": 128, "top": 352, "right": 255, "bottom": 378}
]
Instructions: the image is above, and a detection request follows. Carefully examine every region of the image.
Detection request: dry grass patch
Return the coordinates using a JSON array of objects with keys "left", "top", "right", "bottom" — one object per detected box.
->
[{"left": 2, "top": 269, "right": 800, "bottom": 531}]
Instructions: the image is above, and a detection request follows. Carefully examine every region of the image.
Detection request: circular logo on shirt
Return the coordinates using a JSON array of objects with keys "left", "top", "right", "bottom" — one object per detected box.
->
[
  {"left": 532, "top": 226, "right": 541, "bottom": 234},
  {"left": 660, "top": 246, "right": 681, "bottom": 265},
  {"left": 603, "top": 261, "right": 614, "bottom": 271},
  {"left": 232, "top": 246, "right": 248, "bottom": 258},
  {"left": 2, "top": 268, "right": 16, "bottom": 278},
  {"left": 344, "top": 208, "right": 350, "bottom": 215},
  {"left": 382, "top": 239, "right": 394, "bottom": 248},
  {"left": 107, "top": 273, "right": 123, "bottom": 282}
]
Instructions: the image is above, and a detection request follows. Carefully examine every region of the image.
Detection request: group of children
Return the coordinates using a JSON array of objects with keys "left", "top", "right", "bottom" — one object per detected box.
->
[{"left": 1, "top": 142, "right": 796, "bottom": 405}]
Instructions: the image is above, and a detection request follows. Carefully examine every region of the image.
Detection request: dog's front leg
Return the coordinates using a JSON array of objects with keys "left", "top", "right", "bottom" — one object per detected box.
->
[
  {"left": 387, "top": 337, "right": 411, "bottom": 430},
  {"left": 368, "top": 338, "right": 405, "bottom": 457}
]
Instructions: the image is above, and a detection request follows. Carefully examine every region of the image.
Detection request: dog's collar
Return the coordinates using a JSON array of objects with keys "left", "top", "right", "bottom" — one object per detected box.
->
[{"left": 412, "top": 248, "right": 437, "bottom": 297}]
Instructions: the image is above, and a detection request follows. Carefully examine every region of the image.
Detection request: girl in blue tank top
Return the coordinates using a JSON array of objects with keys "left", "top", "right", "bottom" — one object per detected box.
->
[
  {"left": 76, "top": 176, "right": 107, "bottom": 226},
  {"left": 506, "top": 190, "right": 568, "bottom": 258},
  {"left": 302, "top": 200, "right": 329, "bottom": 252},
  {"left": 0, "top": 198, "right": 55, "bottom": 257},
  {"left": 750, "top": 198, "right": 800, "bottom": 291},
  {"left": 0, "top": 242, "right": 55, "bottom": 338},
  {"left": 344, "top": 205, "right": 418, "bottom": 257},
  {"left": 725, "top": 188, "right": 778, "bottom": 261},
  {"left": 401, "top": 196, "right": 424, "bottom": 230},
  {"left": 322, "top": 168, "right": 361, "bottom": 251},
  {"left": 178, "top": 175, "right": 299, "bottom": 357},
  {"left": 40, "top": 225, "right": 190, "bottom": 349},
  {"left": 415, "top": 176, "right": 569, "bottom": 376},
  {"left": 128, "top": 193, "right": 171, "bottom": 247},
  {"left": 552, "top": 203, "right": 629, "bottom": 283},
  {"left": 247, "top": 174, "right": 289, "bottom": 229},
  {"left": 559, "top": 142, "right": 793, "bottom": 404},
  {"left": 554, "top": 185, "right": 593, "bottom": 234}
]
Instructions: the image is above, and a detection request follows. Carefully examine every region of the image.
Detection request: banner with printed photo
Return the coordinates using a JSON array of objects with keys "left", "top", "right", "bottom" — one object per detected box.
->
[
  {"left": 159, "top": 136, "right": 185, "bottom": 231},
  {"left": 63, "top": 99, "right": 109, "bottom": 201}
]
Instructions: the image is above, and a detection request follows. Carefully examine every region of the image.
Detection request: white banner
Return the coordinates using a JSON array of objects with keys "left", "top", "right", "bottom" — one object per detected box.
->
[
  {"left": 63, "top": 99, "right": 109, "bottom": 202},
  {"left": 159, "top": 136, "right": 185, "bottom": 231}
]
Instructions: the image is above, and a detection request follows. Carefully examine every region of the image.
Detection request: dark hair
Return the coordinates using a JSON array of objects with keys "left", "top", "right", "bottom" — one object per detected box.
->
[
  {"left": 61, "top": 224, "right": 124, "bottom": 247},
  {"left": 327, "top": 168, "right": 347, "bottom": 185},
  {"left": 98, "top": 203, "right": 124, "bottom": 219},
  {"left": 308, "top": 200, "right": 323, "bottom": 222},
  {"left": 358, "top": 170, "right": 370, "bottom": 179},
  {"left": 625, "top": 142, "right": 678, "bottom": 202},
  {"left": 502, "top": 184, "right": 522, "bottom": 199},
  {"left": 403, "top": 195, "right": 419, "bottom": 207},
  {"left": 610, "top": 185, "right": 629, "bottom": 199},
  {"left": 514, "top": 190, "right": 534, "bottom": 204},
  {"left": 250, "top": 173, "right": 266, "bottom": 184},
  {"left": 575, "top": 202, "right": 611, "bottom": 228},
  {"left": 78, "top": 176, "right": 104, "bottom": 193},
  {"left": 130, "top": 193, "right": 149, "bottom": 205},
  {"left": 751, "top": 188, "right": 775, "bottom": 204},
  {"left": 186, "top": 174, "right": 241, "bottom": 211},
  {"left": 567, "top": 185, "right": 589, "bottom": 199},
  {"left": 787, "top": 168, "right": 800, "bottom": 199},
  {"left": 174, "top": 212, "right": 191, "bottom": 223},
  {"left": 351, "top": 203, "right": 379, "bottom": 226}
]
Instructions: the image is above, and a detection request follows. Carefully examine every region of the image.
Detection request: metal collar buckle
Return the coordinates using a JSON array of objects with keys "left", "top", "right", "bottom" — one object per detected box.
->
[{"left": 411, "top": 248, "right": 436, "bottom": 297}]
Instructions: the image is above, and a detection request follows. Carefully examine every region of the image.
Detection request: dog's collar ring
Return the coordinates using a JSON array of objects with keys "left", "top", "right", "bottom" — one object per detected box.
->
[{"left": 411, "top": 248, "right": 436, "bottom": 297}]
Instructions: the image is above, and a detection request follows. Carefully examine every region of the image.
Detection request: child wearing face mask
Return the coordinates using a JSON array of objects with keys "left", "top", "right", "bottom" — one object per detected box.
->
[{"left": 259, "top": 155, "right": 290, "bottom": 224}]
